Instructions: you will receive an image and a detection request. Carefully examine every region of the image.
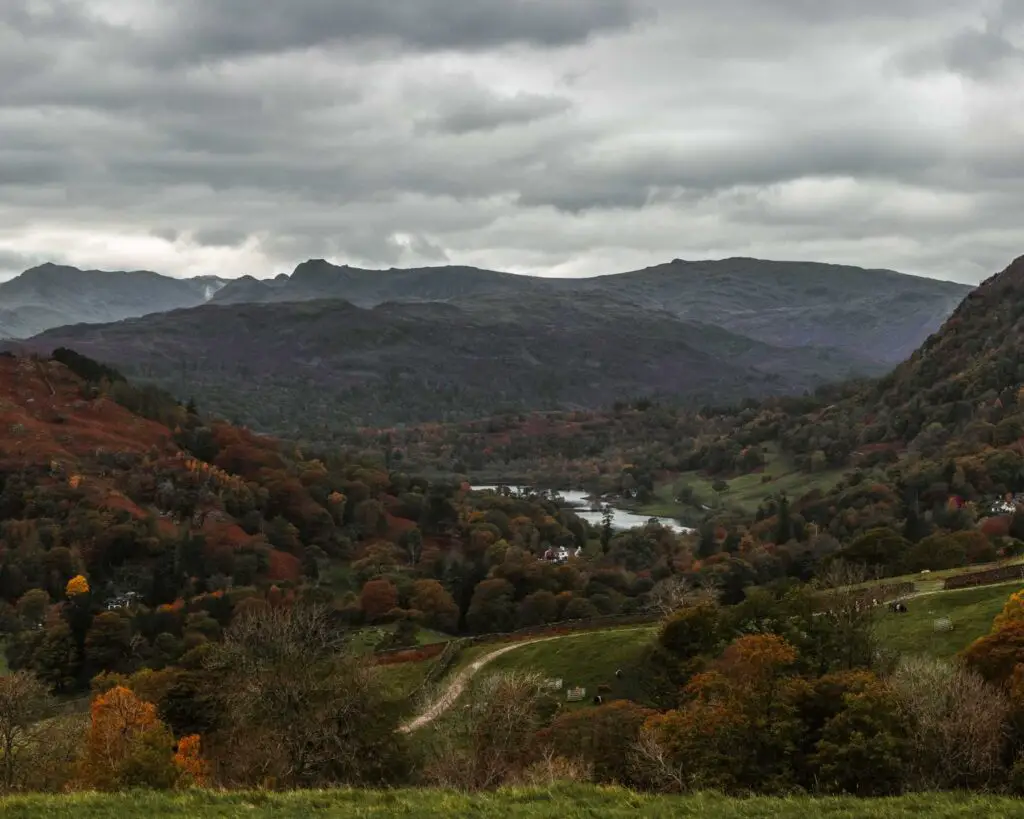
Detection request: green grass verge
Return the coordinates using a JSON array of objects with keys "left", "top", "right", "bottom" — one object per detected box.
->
[
  {"left": 2, "top": 786, "right": 1021, "bottom": 818},
  {"left": 348, "top": 624, "right": 452, "bottom": 655},
  {"left": 873, "top": 583, "right": 1018, "bottom": 659}
]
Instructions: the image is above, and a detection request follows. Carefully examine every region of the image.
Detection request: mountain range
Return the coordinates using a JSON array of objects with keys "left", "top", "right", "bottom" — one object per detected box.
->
[
  {"left": 1, "top": 256, "right": 972, "bottom": 437},
  {"left": 0, "top": 263, "right": 226, "bottom": 339}
]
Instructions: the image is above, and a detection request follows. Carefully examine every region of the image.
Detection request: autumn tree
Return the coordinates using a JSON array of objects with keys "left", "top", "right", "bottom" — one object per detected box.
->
[
  {"left": 172, "top": 734, "right": 209, "bottom": 787},
  {"left": 360, "top": 578, "right": 399, "bottom": 622},
  {"left": 65, "top": 575, "right": 90, "bottom": 598},
  {"left": 0, "top": 671, "right": 55, "bottom": 792},
  {"left": 409, "top": 579, "right": 459, "bottom": 633},
  {"left": 78, "top": 685, "right": 177, "bottom": 790},
  {"left": 538, "top": 700, "right": 653, "bottom": 786},
  {"left": 638, "top": 634, "right": 803, "bottom": 793},
  {"left": 963, "top": 589, "right": 1024, "bottom": 686}
]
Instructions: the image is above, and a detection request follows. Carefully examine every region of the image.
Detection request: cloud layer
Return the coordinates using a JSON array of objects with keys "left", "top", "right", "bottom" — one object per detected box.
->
[{"left": 0, "top": 0, "right": 1021, "bottom": 283}]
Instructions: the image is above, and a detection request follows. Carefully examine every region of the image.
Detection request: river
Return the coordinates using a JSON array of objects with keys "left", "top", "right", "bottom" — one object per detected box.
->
[{"left": 471, "top": 485, "right": 694, "bottom": 534}]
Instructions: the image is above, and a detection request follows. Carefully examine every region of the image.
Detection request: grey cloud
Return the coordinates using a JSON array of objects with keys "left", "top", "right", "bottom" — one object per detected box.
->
[
  {"left": 150, "top": 227, "right": 181, "bottom": 243},
  {"left": 0, "top": 248, "right": 41, "bottom": 276},
  {"left": 900, "top": 17, "right": 1024, "bottom": 78},
  {"left": 0, "top": 0, "right": 1020, "bottom": 283},
  {"left": 421, "top": 91, "right": 573, "bottom": 134},
  {"left": 191, "top": 228, "right": 249, "bottom": 248},
  {"left": 150, "top": 0, "right": 649, "bottom": 63}
]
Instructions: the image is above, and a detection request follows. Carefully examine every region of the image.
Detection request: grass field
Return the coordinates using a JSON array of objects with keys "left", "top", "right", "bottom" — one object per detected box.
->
[
  {"left": 638, "top": 445, "right": 846, "bottom": 517},
  {"left": 482, "top": 626, "right": 659, "bottom": 706},
  {"left": 873, "top": 583, "right": 1018, "bottom": 659},
  {"left": 348, "top": 624, "right": 451, "bottom": 655},
  {"left": 377, "top": 655, "right": 442, "bottom": 707},
  {"left": 3, "top": 786, "right": 1022, "bottom": 818}
]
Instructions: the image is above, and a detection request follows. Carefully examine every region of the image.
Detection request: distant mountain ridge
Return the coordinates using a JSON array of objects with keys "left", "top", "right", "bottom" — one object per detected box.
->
[
  {"left": 1, "top": 258, "right": 969, "bottom": 368},
  {"left": 210, "top": 257, "right": 971, "bottom": 367},
  {"left": 0, "top": 263, "right": 227, "bottom": 339}
]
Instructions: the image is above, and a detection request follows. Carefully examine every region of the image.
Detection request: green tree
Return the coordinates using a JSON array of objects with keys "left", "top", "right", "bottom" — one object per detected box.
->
[{"left": 466, "top": 579, "right": 516, "bottom": 634}]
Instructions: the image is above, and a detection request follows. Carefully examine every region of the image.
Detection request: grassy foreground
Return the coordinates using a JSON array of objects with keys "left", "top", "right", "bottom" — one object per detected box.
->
[{"left": 3, "top": 786, "right": 1023, "bottom": 818}]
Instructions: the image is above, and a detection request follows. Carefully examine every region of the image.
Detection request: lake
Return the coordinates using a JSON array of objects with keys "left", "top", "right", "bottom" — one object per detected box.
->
[{"left": 471, "top": 485, "right": 694, "bottom": 534}]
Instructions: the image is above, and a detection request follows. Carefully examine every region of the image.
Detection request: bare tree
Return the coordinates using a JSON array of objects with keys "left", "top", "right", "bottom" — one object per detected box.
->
[
  {"left": 889, "top": 656, "right": 1010, "bottom": 790},
  {"left": 204, "top": 605, "right": 408, "bottom": 788},
  {"left": 0, "top": 671, "right": 56, "bottom": 792},
  {"left": 650, "top": 575, "right": 717, "bottom": 617},
  {"left": 424, "top": 669, "right": 548, "bottom": 790},
  {"left": 630, "top": 727, "right": 688, "bottom": 793},
  {"left": 509, "top": 747, "right": 593, "bottom": 787}
]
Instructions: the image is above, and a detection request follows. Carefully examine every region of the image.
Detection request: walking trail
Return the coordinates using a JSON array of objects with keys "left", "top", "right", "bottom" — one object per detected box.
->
[{"left": 399, "top": 627, "right": 649, "bottom": 733}]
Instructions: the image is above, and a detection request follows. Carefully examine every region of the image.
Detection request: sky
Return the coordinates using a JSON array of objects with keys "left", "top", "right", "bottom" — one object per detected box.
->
[{"left": 0, "top": 1, "right": 1022, "bottom": 284}]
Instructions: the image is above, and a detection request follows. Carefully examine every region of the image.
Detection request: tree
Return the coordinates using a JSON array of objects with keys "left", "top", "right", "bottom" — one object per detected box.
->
[
  {"left": 78, "top": 685, "right": 177, "bottom": 790},
  {"left": 401, "top": 527, "right": 424, "bottom": 565},
  {"left": 409, "top": 580, "right": 459, "bottom": 633},
  {"left": 773, "top": 494, "right": 792, "bottom": 544},
  {"left": 466, "top": 579, "right": 516, "bottom": 634},
  {"left": 0, "top": 671, "right": 55, "bottom": 792},
  {"left": 963, "top": 589, "right": 1024, "bottom": 685},
  {"left": 640, "top": 634, "right": 804, "bottom": 793},
  {"left": 14, "top": 589, "right": 48, "bottom": 627},
  {"left": 539, "top": 700, "right": 653, "bottom": 786},
  {"left": 172, "top": 734, "right": 209, "bottom": 787},
  {"left": 808, "top": 673, "right": 911, "bottom": 796},
  {"left": 360, "top": 579, "right": 399, "bottom": 622},
  {"left": 889, "top": 656, "right": 1009, "bottom": 790},
  {"left": 600, "top": 506, "right": 614, "bottom": 554},
  {"left": 203, "top": 605, "right": 408, "bottom": 787},
  {"left": 424, "top": 670, "right": 547, "bottom": 789},
  {"left": 65, "top": 575, "right": 90, "bottom": 598},
  {"left": 516, "top": 590, "right": 558, "bottom": 628},
  {"left": 84, "top": 612, "right": 134, "bottom": 674}
]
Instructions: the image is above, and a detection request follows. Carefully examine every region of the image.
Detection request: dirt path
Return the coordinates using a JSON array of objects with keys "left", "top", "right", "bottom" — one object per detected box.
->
[{"left": 399, "top": 627, "right": 648, "bottom": 733}]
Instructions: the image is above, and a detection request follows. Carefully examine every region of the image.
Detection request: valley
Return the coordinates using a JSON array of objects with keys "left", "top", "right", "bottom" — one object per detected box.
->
[{"left": 2, "top": 252, "right": 1024, "bottom": 805}]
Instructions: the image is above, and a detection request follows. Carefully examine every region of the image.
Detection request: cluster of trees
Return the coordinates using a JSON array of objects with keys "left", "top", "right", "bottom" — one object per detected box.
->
[{"left": 10, "top": 580, "right": 1024, "bottom": 796}]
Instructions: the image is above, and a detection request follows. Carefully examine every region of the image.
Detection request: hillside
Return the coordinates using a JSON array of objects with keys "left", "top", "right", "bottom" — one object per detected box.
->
[
  {"left": 214, "top": 257, "right": 970, "bottom": 368},
  {"left": 14, "top": 292, "right": 874, "bottom": 434},
  {"left": 355, "top": 254, "right": 1024, "bottom": 568},
  {"left": 0, "top": 263, "right": 225, "bottom": 339}
]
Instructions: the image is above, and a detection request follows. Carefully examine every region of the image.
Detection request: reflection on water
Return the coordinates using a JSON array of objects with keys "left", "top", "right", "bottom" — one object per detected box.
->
[{"left": 471, "top": 485, "right": 694, "bottom": 534}]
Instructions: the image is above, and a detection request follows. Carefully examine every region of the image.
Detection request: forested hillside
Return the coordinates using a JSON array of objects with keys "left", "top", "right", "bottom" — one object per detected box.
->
[{"left": 16, "top": 293, "right": 869, "bottom": 433}]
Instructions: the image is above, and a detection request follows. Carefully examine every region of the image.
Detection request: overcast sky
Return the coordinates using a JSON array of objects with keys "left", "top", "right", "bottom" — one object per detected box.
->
[{"left": 1, "top": 1, "right": 1021, "bottom": 284}]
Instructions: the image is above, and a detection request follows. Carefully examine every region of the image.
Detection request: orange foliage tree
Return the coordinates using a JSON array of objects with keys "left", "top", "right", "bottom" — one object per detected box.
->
[
  {"left": 963, "top": 589, "right": 1024, "bottom": 686},
  {"left": 65, "top": 575, "right": 90, "bottom": 598},
  {"left": 173, "top": 734, "right": 209, "bottom": 787},
  {"left": 78, "top": 686, "right": 177, "bottom": 790},
  {"left": 639, "top": 634, "right": 803, "bottom": 792}
]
